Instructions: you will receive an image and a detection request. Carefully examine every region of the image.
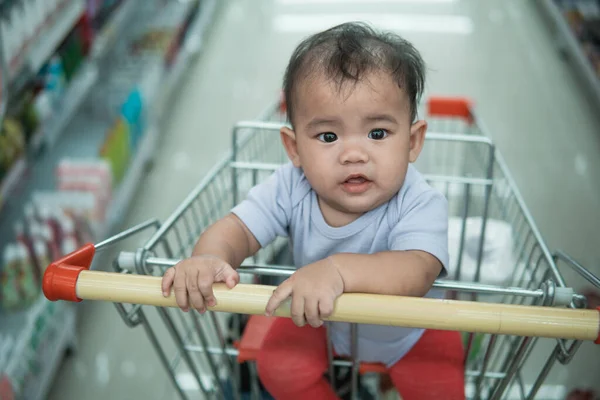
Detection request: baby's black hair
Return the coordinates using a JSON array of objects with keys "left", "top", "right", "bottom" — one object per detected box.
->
[{"left": 283, "top": 22, "right": 426, "bottom": 125}]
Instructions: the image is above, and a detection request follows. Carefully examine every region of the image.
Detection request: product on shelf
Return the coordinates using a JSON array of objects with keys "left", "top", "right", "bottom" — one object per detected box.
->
[
  {"left": 56, "top": 157, "right": 113, "bottom": 221},
  {"left": 15, "top": 243, "right": 38, "bottom": 306},
  {"left": 32, "top": 190, "right": 101, "bottom": 228},
  {"left": 59, "top": 31, "right": 85, "bottom": 81},
  {"left": 0, "top": 0, "right": 74, "bottom": 75},
  {"left": 100, "top": 117, "right": 131, "bottom": 184},
  {"left": 14, "top": 222, "right": 40, "bottom": 283},
  {"left": 38, "top": 207, "right": 65, "bottom": 262},
  {"left": 0, "top": 242, "right": 37, "bottom": 311},
  {"left": 17, "top": 90, "right": 42, "bottom": 144},
  {"left": 43, "top": 56, "right": 67, "bottom": 108},
  {"left": 33, "top": 240, "right": 51, "bottom": 276},
  {"left": 0, "top": 245, "right": 21, "bottom": 311},
  {"left": 1, "top": 195, "right": 97, "bottom": 313},
  {"left": 0, "top": 118, "right": 26, "bottom": 174},
  {"left": 556, "top": 0, "right": 600, "bottom": 78},
  {"left": 121, "top": 88, "right": 145, "bottom": 151}
]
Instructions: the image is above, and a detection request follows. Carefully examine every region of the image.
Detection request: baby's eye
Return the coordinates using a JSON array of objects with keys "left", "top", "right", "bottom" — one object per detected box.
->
[
  {"left": 317, "top": 132, "right": 338, "bottom": 143},
  {"left": 368, "top": 129, "right": 388, "bottom": 140}
]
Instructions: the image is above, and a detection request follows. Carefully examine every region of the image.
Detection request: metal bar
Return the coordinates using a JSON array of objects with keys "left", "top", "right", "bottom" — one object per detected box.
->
[
  {"left": 181, "top": 213, "right": 196, "bottom": 254},
  {"left": 145, "top": 156, "right": 231, "bottom": 251},
  {"left": 95, "top": 219, "right": 161, "bottom": 250},
  {"left": 143, "top": 256, "right": 547, "bottom": 298},
  {"left": 232, "top": 122, "right": 240, "bottom": 209},
  {"left": 209, "top": 313, "right": 240, "bottom": 400},
  {"left": 493, "top": 151, "right": 566, "bottom": 288},
  {"left": 433, "top": 281, "right": 545, "bottom": 298},
  {"left": 557, "top": 338, "right": 582, "bottom": 365},
  {"left": 173, "top": 223, "right": 187, "bottom": 259},
  {"left": 188, "top": 198, "right": 204, "bottom": 237},
  {"left": 190, "top": 313, "right": 227, "bottom": 397},
  {"left": 463, "top": 332, "right": 475, "bottom": 368},
  {"left": 525, "top": 345, "right": 559, "bottom": 400},
  {"left": 185, "top": 345, "right": 239, "bottom": 357},
  {"left": 473, "top": 144, "right": 495, "bottom": 285},
  {"left": 474, "top": 335, "right": 498, "bottom": 400},
  {"left": 553, "top": 251, "right": 600, "bottom": 288},
  {"left": 158, "top": 308, "right": 212, "bottom": 397},
  {"left": 466, "top": 371, "right": 506, "bottom": 379},
  {"left": 454, "top": 183, "right": 471, "bottom": 282},
  {"left": 140, "top": 310, "right": 190, "bottom": 400},
  {"left": 489, "top": 336, "right": 533, "bottom": 400},
  {"left": 248, "top": 362, "right": 262, "bottom": 400}
]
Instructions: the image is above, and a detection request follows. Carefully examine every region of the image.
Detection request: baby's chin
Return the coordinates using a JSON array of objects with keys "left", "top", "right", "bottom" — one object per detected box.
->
[{"left": 333, "top": 197, "right": 390, "bottom": 215}]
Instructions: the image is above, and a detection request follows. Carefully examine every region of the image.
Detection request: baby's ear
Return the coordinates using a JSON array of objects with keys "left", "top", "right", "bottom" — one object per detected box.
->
[
  {"left": 408, "top": 120, "right": 427, "bottom": 163},
  {"left": 280, "top": 126, "right": 302, "bottom": 167}
]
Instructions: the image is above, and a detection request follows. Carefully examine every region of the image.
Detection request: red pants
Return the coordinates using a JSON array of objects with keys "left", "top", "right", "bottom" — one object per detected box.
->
[{"left": 257, "top": 318, "right": 465, "bottom": 400}]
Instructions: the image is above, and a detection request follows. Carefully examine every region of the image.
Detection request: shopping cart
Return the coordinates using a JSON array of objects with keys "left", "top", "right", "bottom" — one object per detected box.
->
[{"left": 42, "top": 97, "right": 600, "bottom": 400}]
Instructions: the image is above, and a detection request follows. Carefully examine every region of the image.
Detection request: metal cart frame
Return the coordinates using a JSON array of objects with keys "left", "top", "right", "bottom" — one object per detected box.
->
[{"left": 55, "top": 97, "right": 600, "bottom": 399}]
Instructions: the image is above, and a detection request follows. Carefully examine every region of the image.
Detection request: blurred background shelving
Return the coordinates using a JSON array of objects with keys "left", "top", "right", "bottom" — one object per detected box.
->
[{"left": 0, "top": 1, "right": 218, "bottom": 398}]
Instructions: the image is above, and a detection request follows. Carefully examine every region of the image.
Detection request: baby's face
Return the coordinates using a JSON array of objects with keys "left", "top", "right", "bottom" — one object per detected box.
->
[{"left": 281, "top": 71, "right": 427, "bottom": 226}]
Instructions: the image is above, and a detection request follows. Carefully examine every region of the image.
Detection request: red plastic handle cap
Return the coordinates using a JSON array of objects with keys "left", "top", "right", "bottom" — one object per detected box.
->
[{"left": 42, "top": 243, "right": 95, "bottom": 302}]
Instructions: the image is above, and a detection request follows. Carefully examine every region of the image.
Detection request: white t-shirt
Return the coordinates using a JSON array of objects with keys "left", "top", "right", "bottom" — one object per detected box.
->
[{"left": 232, "top": 162, "right": 449, "bottom": 366}]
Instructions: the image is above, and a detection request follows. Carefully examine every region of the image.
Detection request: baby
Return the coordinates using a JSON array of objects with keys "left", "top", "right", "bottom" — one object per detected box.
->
[{"left": 162, "top": 22, "right": 464, "bottom": 400}]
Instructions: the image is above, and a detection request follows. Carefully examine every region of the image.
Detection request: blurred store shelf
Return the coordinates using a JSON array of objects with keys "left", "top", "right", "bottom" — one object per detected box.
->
[{"left": 0, "top": 1, "right": 219, "bottom": 398}]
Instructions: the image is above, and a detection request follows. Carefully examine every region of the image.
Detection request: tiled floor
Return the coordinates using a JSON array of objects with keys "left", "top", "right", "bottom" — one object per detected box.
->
[{"left": 48, "top": 0, "right": 600, "bottom": 399}]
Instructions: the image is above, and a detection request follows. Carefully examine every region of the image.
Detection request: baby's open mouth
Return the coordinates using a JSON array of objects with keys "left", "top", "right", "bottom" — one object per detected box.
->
[
  {"left": 341, "top": 174, "right": 372, "bottom": 194},
  {"left": 345, "top": 177, "right": 367, "bottom": 184},
  {"left": 344, "top": 174, "right": 370, "bottom": 184}
]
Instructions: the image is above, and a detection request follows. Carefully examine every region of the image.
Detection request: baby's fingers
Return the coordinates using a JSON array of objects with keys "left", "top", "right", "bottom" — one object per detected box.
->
[
  {"left": 187, "top": 269, "right": 206, "bottom": 312},
  {"left": 161, "top": 267, "right": 176, "bottom": 297},
  {"left": 198, "top": 276, "right": 216, "bottom": 308},
  {"left": 265, "top": 280, "right": 292, "bottom": 317},
  {"left": 173, "top": 269, "right": 189, "bottom": 312},
  {"left": 319, "top": 297, "right": 334, "bottom": 319},
  {"left": 305, "top": 298, "right": 322, "bottom": 328}
]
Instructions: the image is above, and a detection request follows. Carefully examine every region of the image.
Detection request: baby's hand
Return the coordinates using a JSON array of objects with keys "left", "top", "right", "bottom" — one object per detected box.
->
[
  {"left": 161, "top": 255, "right": 239, "bottom": 313},
  {"left": 265, "top": 258, "right": 345, "bottom": 328}
]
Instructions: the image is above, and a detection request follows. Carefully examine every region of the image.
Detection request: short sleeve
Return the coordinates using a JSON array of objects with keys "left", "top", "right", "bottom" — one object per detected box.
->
[
  {"left": 230, "top": 164, "right": 296, "bottom": 248},
  {"left": 388, "top": 188, "right": 449, "bottom": 277}
]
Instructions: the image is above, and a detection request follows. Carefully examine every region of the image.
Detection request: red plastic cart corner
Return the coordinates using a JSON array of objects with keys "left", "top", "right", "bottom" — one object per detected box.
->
[
  {"left": 42, "top": 243, "right": 96, "bottom": 303},
  {"left": 427, "top": 96, "right": 474, "bottom": 122}
]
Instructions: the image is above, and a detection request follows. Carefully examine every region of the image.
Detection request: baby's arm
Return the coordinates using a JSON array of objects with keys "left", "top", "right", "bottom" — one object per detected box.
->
[
  {"left": 264, "top": 251, "right": 441, "bottom": 328},
  {"left": 329, "top": 251, "right": 441, "bottom": 297},
  {"left": 191, "top": 213, "right": 261, "bottom": 267}
]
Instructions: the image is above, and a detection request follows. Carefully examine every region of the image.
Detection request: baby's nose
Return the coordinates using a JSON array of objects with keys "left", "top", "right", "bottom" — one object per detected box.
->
[{"left": 340, "top": 143, "right": 369, "bottom": 164}]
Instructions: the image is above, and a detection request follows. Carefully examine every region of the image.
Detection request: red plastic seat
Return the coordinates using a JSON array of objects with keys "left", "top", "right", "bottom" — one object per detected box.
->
[
  {"left": 237, "top": 315, "right": 391, "bottom": 377},
  {"left": 236, "top": 315, "right": 276, "bottom": 363}
]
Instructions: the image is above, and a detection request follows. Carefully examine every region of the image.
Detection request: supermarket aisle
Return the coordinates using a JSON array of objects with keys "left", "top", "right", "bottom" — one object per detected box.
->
[{"left": 48, "top": 0, "right": 600, "bottom": 399}]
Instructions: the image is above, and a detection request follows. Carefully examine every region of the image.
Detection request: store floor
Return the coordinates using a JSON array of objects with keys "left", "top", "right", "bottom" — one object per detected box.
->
[{"left": 48, "top": 0, "right": 600, "bottom": 399}]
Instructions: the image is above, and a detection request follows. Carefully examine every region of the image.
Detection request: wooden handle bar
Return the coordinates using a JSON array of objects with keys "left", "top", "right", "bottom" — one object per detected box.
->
[{"left": 43, "top": 266, "right": 600, "bottom": 343}]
